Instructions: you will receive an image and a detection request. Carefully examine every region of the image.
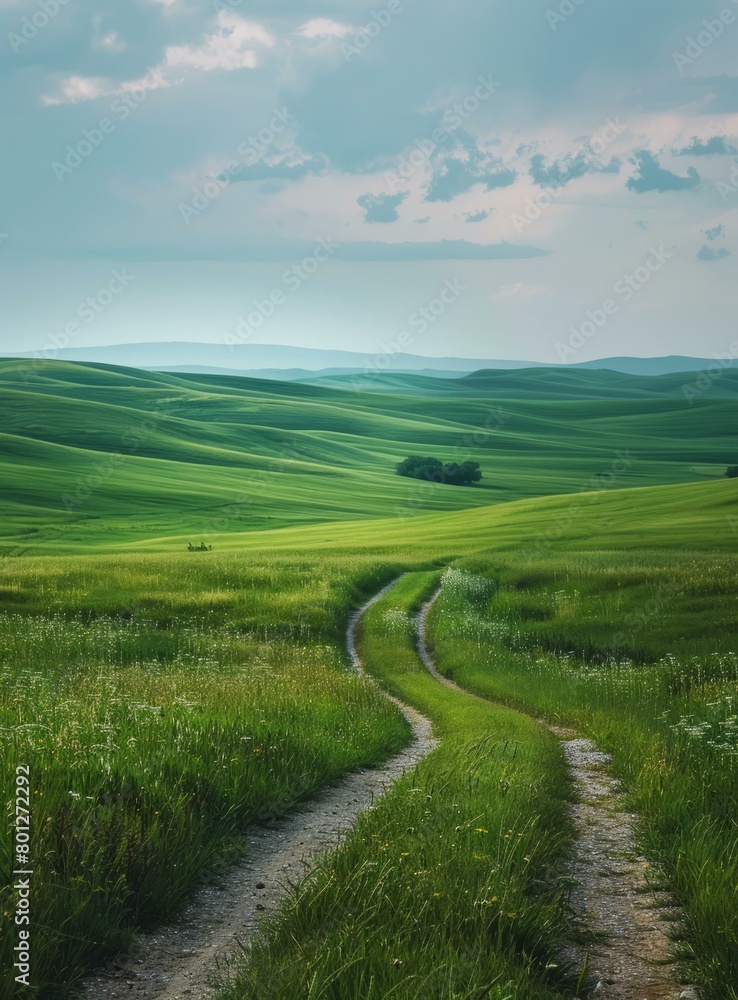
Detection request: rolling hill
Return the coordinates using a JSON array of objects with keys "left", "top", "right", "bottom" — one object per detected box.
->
[
  {"left": 195, "top": 477, "right": 738, "bottom": 557},
  {"left": 0, "top": 358, "right": 735, "bottom": 552}
]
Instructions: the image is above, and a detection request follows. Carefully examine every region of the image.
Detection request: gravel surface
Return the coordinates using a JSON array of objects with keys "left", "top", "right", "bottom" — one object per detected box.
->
[{"left": 553, "top": 730, "right": 697, "bottom": 999}]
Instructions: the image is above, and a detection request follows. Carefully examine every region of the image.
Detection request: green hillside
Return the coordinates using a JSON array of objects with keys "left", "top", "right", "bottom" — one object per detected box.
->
[
  {"left": 138, "top": 477, "right": 738, "bottom": 555},
  {"left": 0, "top": 359, "right": 735, "bottom": 552}
]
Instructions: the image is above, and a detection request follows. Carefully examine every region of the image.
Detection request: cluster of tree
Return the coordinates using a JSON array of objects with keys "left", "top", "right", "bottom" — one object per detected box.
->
[
  {"left": 726, "top": 467, "right": 738, "bottom": 479},
  {"left": 187, "top": 542, "right": 213, "bottom": 552},
  {"left": 396, "top": 455, "right": 482, "bottom": 486}
]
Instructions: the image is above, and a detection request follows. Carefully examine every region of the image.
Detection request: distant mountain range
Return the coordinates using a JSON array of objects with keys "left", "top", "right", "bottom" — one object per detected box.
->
[{"left": 9, "top": 342, "right": 721, "bottom": 379}]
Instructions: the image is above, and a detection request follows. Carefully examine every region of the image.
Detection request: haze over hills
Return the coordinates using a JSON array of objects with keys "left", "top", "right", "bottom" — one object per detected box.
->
[
  {"left": 157, "top": 365, "right": 470, "bottom": 381},
  {"left": 6, "top": 342, "right": 723, "bottom": 379}
]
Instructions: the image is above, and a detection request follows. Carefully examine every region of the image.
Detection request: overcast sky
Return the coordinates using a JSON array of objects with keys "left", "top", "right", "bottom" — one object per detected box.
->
[{"left": 1, "top": 0, "right": 737, "bottom": 362}]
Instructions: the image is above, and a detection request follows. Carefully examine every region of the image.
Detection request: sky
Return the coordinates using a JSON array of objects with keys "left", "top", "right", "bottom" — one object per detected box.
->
[{"left": 1, "top": 0, "right": 737, "bottom": 363}]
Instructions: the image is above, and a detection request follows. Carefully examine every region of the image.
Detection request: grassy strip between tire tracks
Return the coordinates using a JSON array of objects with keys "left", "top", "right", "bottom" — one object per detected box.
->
[{"left": 220, "top": 572, "right": 575, "bottom": 1000}]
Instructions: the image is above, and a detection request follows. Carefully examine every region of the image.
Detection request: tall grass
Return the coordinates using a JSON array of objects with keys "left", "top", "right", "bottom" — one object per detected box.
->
[
  {"left": 429, "top": 558, "right": 738, "bottom": 998},
  {"left": 0, "top": 562, "right": 410, "bottom": 998},
  {"left": 220, "top": 572, "right": 576, "bottom": 999}
]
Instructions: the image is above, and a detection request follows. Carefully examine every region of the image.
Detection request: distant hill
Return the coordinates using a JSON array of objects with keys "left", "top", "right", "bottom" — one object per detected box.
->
[
  {"left": 301, "top": 366, "right": 738, "bottom": 399},
  {"left": 7, "top": 342, "right": 721, "bottom": 378}
]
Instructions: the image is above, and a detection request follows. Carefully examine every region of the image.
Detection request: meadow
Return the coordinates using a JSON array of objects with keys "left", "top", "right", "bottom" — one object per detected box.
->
[
  {"left": 1, "top": 360, "right": 737, "bottom": 997},
  {"left": 0, "top": 557, "right": 413, "bottom": 997},
  {"left": 428, "top": 559, "right": 738, "bottom": 997}
]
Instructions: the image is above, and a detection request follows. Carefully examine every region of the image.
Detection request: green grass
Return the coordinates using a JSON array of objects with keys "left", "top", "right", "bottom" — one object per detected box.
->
[
  {"left": 220, "top": 572, "right": 574, "bottom": 1000},
  {"left": 426, "top": 562, "right": 738, "bottom": 998},
  {"left": 1, "top": 355, "right": 737, "bottom": 998},
  {"left": 0, "top": 359, "right": 735, "bottom": 551},
  {"left": 0, "top": 559, "right": 412, "bottom": 998},
  {"left": 132, "top": 477, "right": 738, "bottom": 557}
]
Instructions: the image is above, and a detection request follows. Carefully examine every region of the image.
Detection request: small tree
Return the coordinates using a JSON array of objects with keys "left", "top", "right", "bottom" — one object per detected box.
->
[
  {"left": 726, "top": 466, "right": 738, "bottom": 479},
  {"left": 396, "top": 456, "right": 482, "bottom": 486}
]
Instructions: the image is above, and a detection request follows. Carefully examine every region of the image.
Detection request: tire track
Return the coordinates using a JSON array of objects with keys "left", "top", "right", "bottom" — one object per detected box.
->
[{"left": 415, "top": 584, "right": 697, "bottom": 999}]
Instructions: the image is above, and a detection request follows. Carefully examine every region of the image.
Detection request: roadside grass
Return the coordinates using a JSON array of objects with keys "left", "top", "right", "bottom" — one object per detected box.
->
[
  {"left": 0, "top": 551, "right": 414, "bottom": 638},
  {"left": 427, "top": 562, "right": 738, "bottom": 999},
  {"left": 220, "top": 572, "right": 575, "bottom": 1000},
  {"left": 0, "top": 562, "right": 411, "bottom": 998}
]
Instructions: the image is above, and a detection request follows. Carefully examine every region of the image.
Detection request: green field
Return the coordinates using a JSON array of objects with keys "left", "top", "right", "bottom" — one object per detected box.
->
[
  {"left": 1, "top": 360, "right": 737, "bottom": 997},
  {"left": 0, "top": 359, "right": 735, "bottom": 552}
]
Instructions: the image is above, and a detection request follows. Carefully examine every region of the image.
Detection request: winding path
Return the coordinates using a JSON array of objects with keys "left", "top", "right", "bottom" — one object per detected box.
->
[
  {"left": 80, "top": 580, "right": 436, "bottom": 1000},
  {"left": 80, "top": 576, "right": 698, "bottom": 999},
  {"left": 415, "top": 585, "right": 697, "bottom": 1000}
]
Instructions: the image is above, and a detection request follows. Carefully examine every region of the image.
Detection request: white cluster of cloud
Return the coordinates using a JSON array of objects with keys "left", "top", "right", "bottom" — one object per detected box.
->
[
  {"left": 165, "top": 14, "right": 274, "bottom": 72},
  {"left": 42, "top": 12, "right": 277, "bottom": 105},
  {"left": 296, "top": 18, "right": 353, "bottom": 40}
]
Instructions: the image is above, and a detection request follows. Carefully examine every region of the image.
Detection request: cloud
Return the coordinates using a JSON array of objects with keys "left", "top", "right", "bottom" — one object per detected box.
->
[
  {"left": 296, "top": 19, "right": 353, "bottom": 39},
  {"left": 164, "top": 13, "right": 274, "bottom": 72},
  {"left": 284, "top": 64, "right": 430, "bottom": 174},
  {"left": 357, "top": 191, "right": 408, "bottom": 223},
  {"left": 489, "top": 282, "right": 552, "bottom": 302},
  {"left": 233, "top": 153, "right": 328, "bottom": 183},
  {"left": 42, "top": 75, "right": 112, "bottom": 106},
  {"left": 42, "top": 13, "right": 272, "bottom": 105},
  {"left": 321, "top": 240, "right": 550, "bottom": 261},
  {"left": 675, "top": 135, "right": 738, "bottom": 156},
  {"left": 626, "top": 150, "right": 700, "bottom": 193},
  {"left": 59, "top": 238, "right": 550, "bottom": 263},
  {"left": 93, "top": 20, "right": 127, "bottom": 53},
  {"left": 463, "top": 209, "right": 491, "bottom": 223},
  {"left": 42, "top": 63, "right": 172, "bottom": 106},
  {"left": 529, "top": 151, "right": 620, "bottom": 188},
  {"left": 425, "top": 142, "right": 516, "bottom": 202},
  {"left": 697, "top": 245, "right": 730, "bottom": 261}
]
